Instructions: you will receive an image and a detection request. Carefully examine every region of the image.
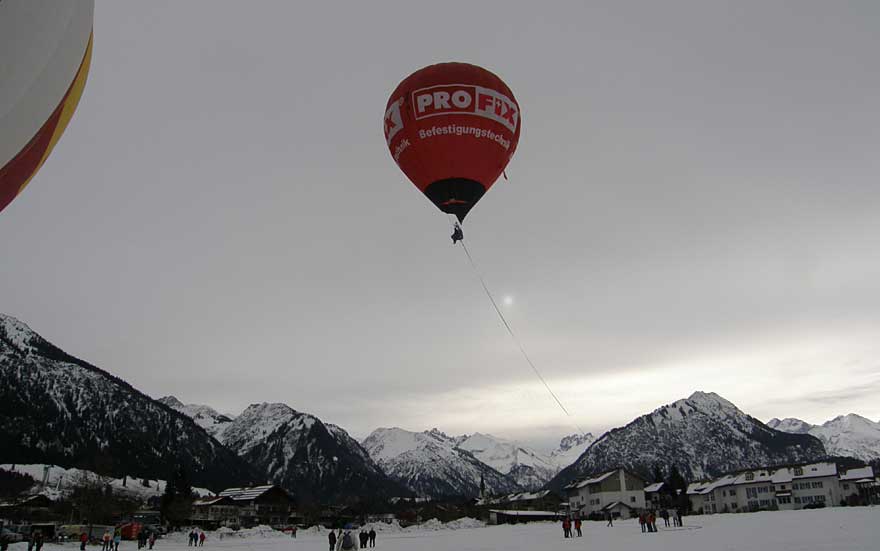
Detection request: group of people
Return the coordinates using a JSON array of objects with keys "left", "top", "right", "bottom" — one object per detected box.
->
[
  {"left": 639, "top": 508, "right": 683, "bottom": 532},
  {"left": 25, "top": 531, "right": 45, "bottom": 551},
  {"left": 187, "top": 530, "right": 206, "bottom": 547},
  {"left": 136, "top": 529, "right": 157, "bottom": 549},
  {"left": 100, "top": 530, "right": 121, "bottom": 551},
  {"left": 560, "top": 517, "right": 582, "bottom": 538},
  {"left": 328, "top": 527, "right": 377, "bottom": 550}
]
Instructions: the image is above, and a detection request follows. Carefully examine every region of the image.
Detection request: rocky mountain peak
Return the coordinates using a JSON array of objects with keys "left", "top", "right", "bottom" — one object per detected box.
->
[{"left": 158, "top": 395, "right": 185, "bottom": 408}]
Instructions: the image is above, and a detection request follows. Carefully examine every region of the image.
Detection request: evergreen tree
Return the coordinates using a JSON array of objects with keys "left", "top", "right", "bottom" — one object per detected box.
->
[
  {"left": 160, "top": 466, "right": 193, "bottom": 529},
  {"left": 666, "top": 465, "right": 688, "bottom": 509},
  {"left": 652, "top": 464, "right": 664, "bottom": 483}
]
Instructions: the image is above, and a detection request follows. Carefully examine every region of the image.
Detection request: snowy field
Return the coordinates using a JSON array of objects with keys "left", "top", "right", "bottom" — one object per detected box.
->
[{"left": 12, "top": 507, "right": 879, "bottom": 551}]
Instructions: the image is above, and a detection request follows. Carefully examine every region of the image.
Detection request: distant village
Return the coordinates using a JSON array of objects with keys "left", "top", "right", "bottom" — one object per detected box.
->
[{"left": 1, "top": 459, "right": 876, "bottom": 543}]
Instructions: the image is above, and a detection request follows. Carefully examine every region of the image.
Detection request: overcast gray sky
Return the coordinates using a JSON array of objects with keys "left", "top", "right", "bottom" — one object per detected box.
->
[{"left": 2, "top": 1, "right": 879, "bottom": 451}]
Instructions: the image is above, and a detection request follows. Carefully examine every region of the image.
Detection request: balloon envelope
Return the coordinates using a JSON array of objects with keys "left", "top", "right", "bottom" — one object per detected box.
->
[
  {"left": 0, "top": 0, "right": 94, "bottom": 214},
  {"left": 384, "top": 62, "right": 521, "bottom": 222}
]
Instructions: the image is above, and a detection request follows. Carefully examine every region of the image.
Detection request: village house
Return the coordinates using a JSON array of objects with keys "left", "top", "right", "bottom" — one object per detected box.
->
[
  {"left": 0, "top": 495, "right": 54, "bottom": 522},
  {"left": 839, "top": 466, "right": 876, "bottom": 505},
  {"left": 644, "top": 482, "right": 665, "bottom": 507},
  {"left": 488, "top": 509, "right": 560, "bottom": 525},
  {"left": 565, "top": 468, "right": 646, "bottom": 519},
  {"left": 476, "top": 490, "right": 562, "bottom": 512},
  {"left": 688, "top": 462, "right": 877, "bottom": 514},
  {"left": 190, "top": 496, "right": 240, "bottom": 529},
  {"left": 217, "top": 485, "right": 296, "bottom": 528}
]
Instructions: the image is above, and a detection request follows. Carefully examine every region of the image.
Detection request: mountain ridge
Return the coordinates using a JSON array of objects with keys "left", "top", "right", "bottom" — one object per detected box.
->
[
  {"left": 0, "top": 314, "right": 256, "bottom": 491},
  {"left": 768, "top": 413, "right": 880, "bottom": 461},
  {"left": 547, "top": 391, "right": 827, "bottom": 490}
]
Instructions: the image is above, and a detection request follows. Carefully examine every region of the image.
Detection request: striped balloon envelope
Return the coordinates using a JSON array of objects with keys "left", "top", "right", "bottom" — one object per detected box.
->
[{"left": 0, "top": 0, "right": 94, "bottom": 214}]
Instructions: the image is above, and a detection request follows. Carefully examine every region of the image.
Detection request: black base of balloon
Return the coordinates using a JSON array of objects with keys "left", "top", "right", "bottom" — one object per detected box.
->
[{"left": 424, "top": 178, "right": 486, "bottom": 223}]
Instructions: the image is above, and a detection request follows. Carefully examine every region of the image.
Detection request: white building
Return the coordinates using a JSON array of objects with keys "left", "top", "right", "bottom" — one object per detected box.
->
[
  {"left": 839, "top": 466, "right": 876, "bottom": 504},
  {"left": 566, "top": 468, "right": 646, "bottom": 518},
  {"left": 688, "top": 462, "right": 875, "bottom": 514}
]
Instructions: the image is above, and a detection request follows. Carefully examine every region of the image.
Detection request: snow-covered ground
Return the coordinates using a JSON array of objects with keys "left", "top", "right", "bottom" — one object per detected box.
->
[{"left": 10, "top": 507, "right": 878, "bottom": 551}]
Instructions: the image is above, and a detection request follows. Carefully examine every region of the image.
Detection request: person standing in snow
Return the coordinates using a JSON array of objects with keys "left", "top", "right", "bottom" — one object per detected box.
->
[
  {"left": 199, "top": 531, "right": 205, "bottom": 547},
  {"left": 638, "top": 512, "right": 646, "bottom": 533},
  {"left": 328, "top": 530, "right": 337, "bottom": 551},
  {"left": 606, "top": 511, "right": 613, "bottom": 527},
  {"left": 79, "top": 532, "right": 88, "bottom": 551},
  {"left": 368, "top": 528, "right": 375, "bottom": 548},
  {"left": 561, "top": 517, "right": 571, "bottom": 538},
  {"left": 336, "top": 529, "right": 357, "bottom": 550},
  {"left": 574, "top": 518, "right": 582, "bottom": 537},
  {"left": 113, "top": 530, "right": 121, "bottom": 551},
  {"left": 148, "top": 532, "right": 156, "bottom": 550}
]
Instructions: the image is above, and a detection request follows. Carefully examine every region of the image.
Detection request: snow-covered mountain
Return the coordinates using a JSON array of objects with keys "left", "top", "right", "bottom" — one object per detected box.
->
[
  {"left": 218, "top": 402, "right": 405, "bottom": 502},
  {"left": 455, "top": 433, "right": 558, "bottom": 490},
  {"left": 547, "top": 391, "right": 826, "bottom": 489},
  {"left": 766, "top": 417, "right": 814, "bottom": 434},
  {"left": 158, "top": 396, "right": 234, "bottom": 439},
  {"left": 0, "top": 314, "right": 255, "bottom": 490},
  {"left": 548, "top": 433, "right": 597, "bottom": 470},
  {"left": 769, "top": 414, "right": 880, "bottom": 461},
  {"left": 1, "top": 463, "right": 215, "bottom": 501},
  {"left": 362, "top": 428, "right": 522, "bottom": 498}
]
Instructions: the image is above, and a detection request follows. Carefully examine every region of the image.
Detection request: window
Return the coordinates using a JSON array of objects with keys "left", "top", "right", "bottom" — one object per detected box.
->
[
  {"left": 630, "top": 496, "right": 636, "bottom": 503},
  {"left": 729, "top": 489, "right": 736, "bottom": 496},
  {"left": 812, "top": 481, "right": 823, "bottom": 489},
  {"left": 816, "top": 495, "right": 825, "bottom": 502},
  {"left": 778, "top": 496, "right": 791, "bottom": 504},
  {"left": 722, "top": 490, "right": 726, "bottom": 497},
  {"left": 794, "top": 467, "right": 803, "bottom": 476},
  {"left": 759, "top": 499, "right": 770, "bottom": 507},
  {"left": 780, "top": 485, "right": 786, "bottom": 490},
  {"left": 745, "top": 472, "right": 754, "bottom": 481},
  {"left": 746, "top": 487, "right": 758, "bottom": 499}
]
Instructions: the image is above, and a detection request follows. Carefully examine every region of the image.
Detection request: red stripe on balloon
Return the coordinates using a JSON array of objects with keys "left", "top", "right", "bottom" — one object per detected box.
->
[{"left": 0, "top": 105, "right": 63, "bottom": 212}]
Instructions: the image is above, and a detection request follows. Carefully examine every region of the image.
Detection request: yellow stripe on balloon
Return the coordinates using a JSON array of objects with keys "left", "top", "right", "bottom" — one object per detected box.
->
[{"left": 16, "top": 32, "right": 93, "bottom": 197}]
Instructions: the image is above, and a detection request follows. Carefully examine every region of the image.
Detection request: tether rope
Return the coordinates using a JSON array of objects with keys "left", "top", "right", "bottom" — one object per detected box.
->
[{"left": 458, "top": 235, "right": 586, "bottom": 436}]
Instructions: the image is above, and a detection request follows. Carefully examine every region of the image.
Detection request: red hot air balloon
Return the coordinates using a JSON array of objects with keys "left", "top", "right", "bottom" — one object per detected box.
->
[{"left": 384, "top": 62, "right": 521, "bottom": 223}]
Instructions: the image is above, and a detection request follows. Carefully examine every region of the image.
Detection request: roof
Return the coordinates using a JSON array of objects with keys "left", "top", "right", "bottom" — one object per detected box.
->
[
  {"left": 0, "top": 495, "right": 53, "bottom": 507},
  {"left": 601, "top": 501, "right": 633, "bottom": 511},
  {"left": 192, "top": 496, "right": 233, "bottom": 506},
  {"left": 489, "top": 510, "right": 559, "bottom": 517},
  {"left": 218, "top": 485, "right": 278, "bottom": 501},
  {"left": 840, "top": 466, "right": 874, "bottom": 481},
  {"left": 575, "top": 471, "right": 616, "bottom": 489},
  {"left": 644, "top": 482, "right": 664, "bottom": 493}
]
